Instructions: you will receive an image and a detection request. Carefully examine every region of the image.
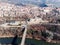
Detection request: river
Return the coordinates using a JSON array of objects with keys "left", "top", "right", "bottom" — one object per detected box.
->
[{"left": 0, "top": 37, "right": 60, "bottom": 45}]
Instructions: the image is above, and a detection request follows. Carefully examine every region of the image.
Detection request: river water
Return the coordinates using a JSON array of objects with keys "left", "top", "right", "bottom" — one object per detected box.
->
[{"left": 0, "top": 37, "right": 60, "bottom": 45}]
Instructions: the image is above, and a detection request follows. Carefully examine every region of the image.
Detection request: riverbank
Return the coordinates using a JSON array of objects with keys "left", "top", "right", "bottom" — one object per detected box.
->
[{"left": 0, "top": 24, "right": 60, "bottom": 44}]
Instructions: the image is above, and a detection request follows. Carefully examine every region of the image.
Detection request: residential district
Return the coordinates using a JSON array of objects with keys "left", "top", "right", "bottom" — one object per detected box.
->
[{"left": 0, "top": 2, "right": 60, "bottom": 44}]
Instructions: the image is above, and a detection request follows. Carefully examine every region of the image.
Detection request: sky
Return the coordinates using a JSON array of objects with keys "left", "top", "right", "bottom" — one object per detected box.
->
[{"left": 0, "top": 0, "right": 60, "bottom": 7}]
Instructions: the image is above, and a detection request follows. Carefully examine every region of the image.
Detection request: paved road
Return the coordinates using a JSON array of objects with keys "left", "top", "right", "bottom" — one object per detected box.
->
[{"left": 42, "top": 23, "right": 60, "bottom": 26}]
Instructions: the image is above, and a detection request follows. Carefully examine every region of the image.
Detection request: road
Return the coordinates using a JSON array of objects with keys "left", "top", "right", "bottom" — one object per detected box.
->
[{"left": 42, "top": 23, "right": 60, "bottom": 26}]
